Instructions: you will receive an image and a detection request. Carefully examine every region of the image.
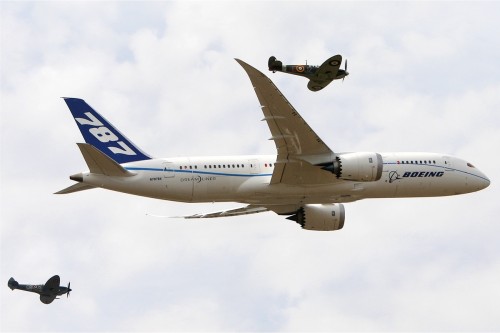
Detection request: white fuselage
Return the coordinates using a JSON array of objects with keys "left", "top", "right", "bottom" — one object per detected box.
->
[{"left": 76, "top": 152, "right": 490, "bottom": 206}]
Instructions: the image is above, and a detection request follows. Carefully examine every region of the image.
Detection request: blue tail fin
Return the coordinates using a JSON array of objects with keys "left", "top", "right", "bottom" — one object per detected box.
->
[{"left": 63, "top": 98, "right": 152, "bottom": 164}]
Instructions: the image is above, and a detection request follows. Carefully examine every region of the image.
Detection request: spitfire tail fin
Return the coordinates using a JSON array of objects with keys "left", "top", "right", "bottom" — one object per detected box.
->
[
  {"left": 8, "top": 277, "right": 19, "bottom": 290},
  {"left": 63, "top": 98, "right": 152, "bottom": 164}
]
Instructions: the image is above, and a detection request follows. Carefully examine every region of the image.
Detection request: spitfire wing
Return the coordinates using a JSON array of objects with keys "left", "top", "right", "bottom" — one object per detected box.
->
[
  {"left": 44, "top": 275, "right": 60, "bottom": 292},
  {"left": 40, "top": 294, "right": 57, "bottom": 304},
  {"left": 316, "top": 55, "right": 342, "bottom": 78},
  {"left": 307, "top": 55, "right": 342, "bottom": 91},
  {"left": 307, "top": 79, "right": 331, "bottom": 92},
  {"left": 235, "top": 59, "right": 336, "bottom": 185}
]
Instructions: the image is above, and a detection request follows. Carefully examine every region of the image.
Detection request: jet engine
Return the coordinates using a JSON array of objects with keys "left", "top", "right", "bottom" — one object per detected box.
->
[
  {"left": 287, "top": 204, "right": 345, "bottom": 231},
  {"left": 319, "top": 152, "right": 383, "bottom": 182}
]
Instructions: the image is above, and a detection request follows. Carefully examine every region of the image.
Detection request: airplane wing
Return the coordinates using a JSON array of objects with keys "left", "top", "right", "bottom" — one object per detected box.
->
[
  {"left": 179, "top": 205, "right": 269, "bottom": 218},
  {"left": 235, "top": 59, "right": 336, "bottom": 185},
  {"left": 44, "top": 275, "right": 60, "bottom": 292},
  {"left": 40, "top": 294, "right": 57, "bottom": 304},
  {"left": 38, "top": 275, "right": 60, "bottom": 304},
  {"left": 177, "top": 204, "right": 307, "bottom": 219},
  {"left": 307, "top": 55, "right": 342, "bottom": 91},
  {"left": 307, "top": 79, "right": 332, "bottom": 92}
]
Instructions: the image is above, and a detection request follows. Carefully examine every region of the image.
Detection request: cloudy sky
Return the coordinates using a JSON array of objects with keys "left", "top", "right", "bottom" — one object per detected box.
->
[{"left": 1, "top": 1, "right": 499, "bottom": 331}]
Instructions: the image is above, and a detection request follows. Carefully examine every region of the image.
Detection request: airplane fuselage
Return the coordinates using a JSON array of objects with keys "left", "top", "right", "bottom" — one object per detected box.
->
[
  {"left": 9, "top": 283, "right": 69, "bottom": 297},
  {"left": 73, "top": 152, "right": 489, "bottom": 207},
  {"left": 59, "top": 59, "right": 489, "bottom": 228}
]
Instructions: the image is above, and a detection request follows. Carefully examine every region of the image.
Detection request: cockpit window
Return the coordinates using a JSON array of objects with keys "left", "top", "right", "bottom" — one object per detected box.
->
[{"left": 467, "top": 162, "right": 475, "bottom": 168}]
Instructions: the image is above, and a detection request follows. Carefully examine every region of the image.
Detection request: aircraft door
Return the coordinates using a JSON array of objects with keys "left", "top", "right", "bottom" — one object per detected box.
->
[{"left": 162, "top": 162, "right": 175, "bottom": 178}]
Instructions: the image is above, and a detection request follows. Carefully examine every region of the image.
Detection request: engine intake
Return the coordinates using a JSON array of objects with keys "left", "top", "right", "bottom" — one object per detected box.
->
[
  {"left": 320, "top": 152, "right": 383, "bottom": 182},
  {"left": 287, "top": 204, "right": 345, "bottom": 231}
]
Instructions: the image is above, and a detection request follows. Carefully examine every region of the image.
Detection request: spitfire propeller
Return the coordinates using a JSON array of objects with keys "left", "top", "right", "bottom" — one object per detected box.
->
[
  {"left": 67, "top": 282, "right": 71, "bottom": 298},
  {"left": 343, "top": 59, "right": 349, "bottom": 82}
]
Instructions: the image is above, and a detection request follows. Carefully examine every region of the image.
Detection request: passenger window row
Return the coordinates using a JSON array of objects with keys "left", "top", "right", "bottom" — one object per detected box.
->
[
  {"left": 178, "top": 162, "right": 275, "bottom": 170},
  {"left": 398, "top": 160, "right": 437, "bottom": 164}
]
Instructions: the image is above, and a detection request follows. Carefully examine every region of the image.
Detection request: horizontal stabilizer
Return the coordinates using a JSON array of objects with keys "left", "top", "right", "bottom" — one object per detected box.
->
[
  {"left": 77, "top": 143, "right": 135, "bottom": 177},
  {"left": 55, "top": 182, "right": 96, "bottom": 194}
]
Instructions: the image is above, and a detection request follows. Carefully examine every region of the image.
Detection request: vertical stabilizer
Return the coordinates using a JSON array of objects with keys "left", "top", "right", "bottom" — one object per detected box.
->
[
  {"left": 63, "top": 98, "right": 152, "bottom": 164},
  {"left": 8, "top": 277, "right": 19, "bottom": 290}
]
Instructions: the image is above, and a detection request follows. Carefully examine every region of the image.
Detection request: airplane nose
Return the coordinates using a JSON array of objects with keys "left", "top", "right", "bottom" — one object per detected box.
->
[
  {"left": 481, "top": 174, "right": 490, "bottom": 189},
  {"left": 471, "top": 172, "right": 490, "bottom": 191}
]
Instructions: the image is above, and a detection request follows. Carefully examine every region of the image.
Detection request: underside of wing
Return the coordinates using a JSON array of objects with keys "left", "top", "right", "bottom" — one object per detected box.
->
[
  {"left": 307, "top": 79, "right": 332, "bottom": 92},
  {"left": 235, "top": 59, "right": 335, "bottom": 185},
  {"left": 179, "top": 205, "right": 269, "bottom": 218},
  {"left": 40, "top": 294, "right": 56, "bottom": 304},
  {"left": 306, "top": 55, "right": 343, "bottom": 92},
  {"left": 176, "top": 204, "right": 310, "bottom": 219}
]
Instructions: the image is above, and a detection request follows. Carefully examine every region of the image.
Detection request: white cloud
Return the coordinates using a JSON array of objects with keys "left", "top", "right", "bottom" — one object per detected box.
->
[{"left": 1, "top": 1, "right": 499, "bottom": 332}]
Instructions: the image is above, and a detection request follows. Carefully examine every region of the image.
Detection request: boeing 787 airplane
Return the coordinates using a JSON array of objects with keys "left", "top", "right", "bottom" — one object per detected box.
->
[{"left": 56, "top": 59, "right": 490, "bottom": 231}]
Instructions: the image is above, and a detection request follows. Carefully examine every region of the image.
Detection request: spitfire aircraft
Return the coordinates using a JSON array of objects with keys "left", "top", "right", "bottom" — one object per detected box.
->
[
  {"left": 56, "top": 59, "right": 489, "bottom": 231},
  {"left": 8, "top": 275, "right": 71, "bottom": 304},
  {"left": 268, "top": 55, "right": 349, "bottom": 91}
]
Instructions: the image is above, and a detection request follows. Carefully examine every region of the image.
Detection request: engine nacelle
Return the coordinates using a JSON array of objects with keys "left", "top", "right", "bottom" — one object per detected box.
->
[
  {"left": 287, "top": 204, "right": 345, "bottom": 231},
  {"left": 320, "top": 152, "right": 383, "bottom": 182}
]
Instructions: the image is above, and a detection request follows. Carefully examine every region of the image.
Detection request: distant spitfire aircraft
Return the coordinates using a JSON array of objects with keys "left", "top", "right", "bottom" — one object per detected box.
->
[
  {"left": 56, "top": 59, "right": 489, "bottom": 231},
  {"left": 268, "top": 55, "right": 349, "bottom": 91},
  {"left": 8, "top": 275, "right": 71, "bottom": 304}
]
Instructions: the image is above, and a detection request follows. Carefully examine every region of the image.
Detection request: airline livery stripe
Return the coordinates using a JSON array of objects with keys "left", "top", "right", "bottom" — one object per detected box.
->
[{"left": 125, "top": 167, "right": 272, "bottom": 178}]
